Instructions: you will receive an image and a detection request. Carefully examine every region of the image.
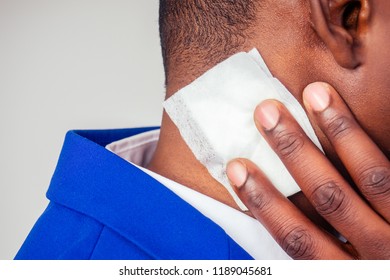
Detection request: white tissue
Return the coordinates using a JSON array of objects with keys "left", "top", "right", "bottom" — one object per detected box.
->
[{"left": 163, "top": 49, "right": 323, "bottom": 210}]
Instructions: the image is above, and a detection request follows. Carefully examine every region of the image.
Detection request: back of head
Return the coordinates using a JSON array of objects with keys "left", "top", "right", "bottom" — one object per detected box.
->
[{"left": 159, "top": 0, "right": 258, "bottom": 86}]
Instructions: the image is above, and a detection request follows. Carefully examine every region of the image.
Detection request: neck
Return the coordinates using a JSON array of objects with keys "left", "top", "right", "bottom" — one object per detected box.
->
[
  {"left": 147, "top": 111, "right": 241, "bottom": 211},
  {"left": 145, "top": 47, "right": 339, "bottom": 222},
  {"left": 146, "top": 41, "right": 310, "bottom": 213},
  {"left": 147, "top": 75, "right": 242, "bottom": 211}
]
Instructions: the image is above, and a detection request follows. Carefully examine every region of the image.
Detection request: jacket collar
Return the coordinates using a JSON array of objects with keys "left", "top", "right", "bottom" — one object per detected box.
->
[{"left": 47, "top": 128, "right": 252, "bottom": 260}]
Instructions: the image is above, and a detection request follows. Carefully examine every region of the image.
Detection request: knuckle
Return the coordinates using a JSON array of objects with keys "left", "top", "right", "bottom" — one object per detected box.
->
[
  {"left": 325, "top": 115, "right": 355, "bottom": 141},
  {"left": 274, "top": 131, "right": 305, "bottom": 160},
  {"left": 310, "top": 181, "right": 348, "bottom": 217},
  {"left": 246, "top": 186, "right": 270, "bottom": 211},
  {"left": 358, "top": 166, "right": 390, "bottom": 200},
  {"left": 278, "top": 226, "right": 317, "bottom": 259},
  {"left": 359, "top": 231, "right": 390, "bottom": 259}
]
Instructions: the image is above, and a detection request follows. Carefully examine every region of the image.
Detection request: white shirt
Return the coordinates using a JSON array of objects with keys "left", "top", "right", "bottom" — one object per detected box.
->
[{"left": 106, "top": 129, "right": 290, "bottom": 260}]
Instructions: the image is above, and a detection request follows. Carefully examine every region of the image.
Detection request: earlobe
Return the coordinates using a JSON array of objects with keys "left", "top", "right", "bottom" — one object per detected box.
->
[{"left": 309, "top": 0, "right": 368, "bottom": 69}]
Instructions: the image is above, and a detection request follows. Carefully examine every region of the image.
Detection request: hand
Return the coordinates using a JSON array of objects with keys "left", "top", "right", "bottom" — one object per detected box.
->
[{"left": 226, "top": 82, "right": 390, "bottom": 259}]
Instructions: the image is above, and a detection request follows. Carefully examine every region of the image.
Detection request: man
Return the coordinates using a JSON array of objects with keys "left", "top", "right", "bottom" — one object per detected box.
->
[{"left": 15, "top": 0, "right": 389, "bottom": 259}]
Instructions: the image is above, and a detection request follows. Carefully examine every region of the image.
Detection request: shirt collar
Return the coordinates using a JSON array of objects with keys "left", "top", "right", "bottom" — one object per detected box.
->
[{"left": 106, "top": 129, "right": 290, "bottom": 260}]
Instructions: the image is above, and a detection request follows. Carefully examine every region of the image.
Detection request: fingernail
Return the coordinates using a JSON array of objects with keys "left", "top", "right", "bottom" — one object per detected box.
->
[
  {"left": 254, "top": 101, "right": 280, "bottom": 130},
  {"left": 303, "top": 83, "right": 331, "bottom": 112},
  {"left": 226, "top": 160, "right": 248, "bottom": 189}
]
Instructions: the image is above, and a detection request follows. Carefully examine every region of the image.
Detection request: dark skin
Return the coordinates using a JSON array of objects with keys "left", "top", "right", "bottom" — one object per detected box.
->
[
  {"left": 148, "top": 0, "right": 389, "bottom": 259},
  {"left": 227, "top": 0, "right": 390, "bottom": 259},
  {"left": 227, "top": 83, "right": 390, "bottom": 259}
]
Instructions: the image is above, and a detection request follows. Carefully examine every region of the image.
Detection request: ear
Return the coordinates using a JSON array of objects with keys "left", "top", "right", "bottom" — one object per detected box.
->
[{"left": 309, "top": 0, "right": 370, "bottom": 69}]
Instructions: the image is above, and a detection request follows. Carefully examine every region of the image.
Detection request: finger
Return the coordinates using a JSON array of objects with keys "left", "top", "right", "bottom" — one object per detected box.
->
[
  {"left": 253, "top": 99, "right": 390, "bottom": 258},
  {"left": 303, "top": 82, "right": 390, "bottom": 222},
  {"left": 226, "top": 159, "right": 352, "bottom": 260}
]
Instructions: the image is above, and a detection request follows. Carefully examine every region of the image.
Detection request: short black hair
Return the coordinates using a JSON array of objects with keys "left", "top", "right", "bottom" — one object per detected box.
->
[{"left": 159, "top": 0, "right": 258, "bottom": 82}]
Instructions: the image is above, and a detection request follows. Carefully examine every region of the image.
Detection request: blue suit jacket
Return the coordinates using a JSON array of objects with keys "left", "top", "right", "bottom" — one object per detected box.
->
[{"left": 15, "top": 127, "right": 252, "bottom": 260}]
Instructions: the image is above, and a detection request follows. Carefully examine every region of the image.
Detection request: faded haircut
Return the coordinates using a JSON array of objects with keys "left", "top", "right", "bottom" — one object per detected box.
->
[{"left": 159, "top": 0, "right": 258, "bottom": 82}]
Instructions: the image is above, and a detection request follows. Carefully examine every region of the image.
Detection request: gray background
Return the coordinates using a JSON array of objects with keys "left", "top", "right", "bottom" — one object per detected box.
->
[{"left": 0, "top": 0, "right": 164, "bottom": 259}]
